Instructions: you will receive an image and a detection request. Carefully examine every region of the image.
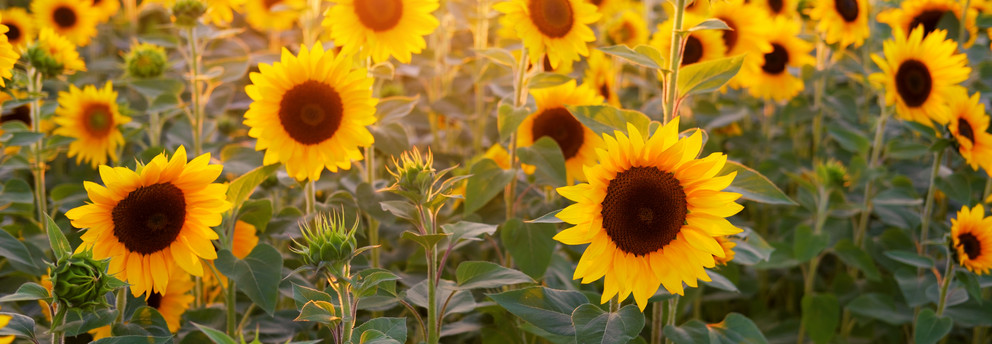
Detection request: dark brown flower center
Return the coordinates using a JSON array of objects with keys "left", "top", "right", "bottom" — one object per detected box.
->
[
  {"left": 112, "top": 183, "right": 187, "bottom": 255},
  {"left": 718, "top": 16, "right": 738, "bottom": 52},
  {"left": 531, "top": 107, "right": 584, "bottom": 159},
  {"left": 83, "top": 104, "right": 114, "bottom": 137},
  {"left": 146, "top": 292, "right": 163, "bottom": 309},
  {"left": 617, "top": 22, "right": 635, "bottom": 44},
  {"left": 279, "top": 80, "right": 344, "bottom": 145},
  {"left": 53, "top": 6, "right": 77, "bottom": 29},
  {"left": 768, "top": 0, "right": 784, "bottom": 14},
  {"left": 5, "top": 22, "right": 21, "bottom": 43},
  {"left": 263, "top": 0, "right": 282, "bottom": 10},
  {"left": 598, "top": 83, "right": 610, "bottom": 100},
  {"left": 834, "top": 0, "right": 859, "bottom": 22},
  {"left": 355, "top": 0, "right": 404, "bottom": 32},
  {"left": 1, "top": 105, "right": 31, "bottom": 126},
  {"left": 958, "top": 233, "right": 982, "bottom": 260},
  {"left": 529, "top": 0, "right": 574, "bottom": 38},
  {"left": 761, "top": 43, "right": 788, "bottom": 75},
  {"left": 895, "top": 59, "right": 932, "bottom": 108},
  {"left": 590, "top": 0, "right": 604, "bottom": 6},
  {"left": 601, "top": 166, "right": 687, "bottom": 256},
  {"left": 682, "top": 35, "right": 703, "bottom": 66},
  {"left": 93, "top": 0, "right": 103, "bottom": 5},
  {"left": 543, "top": 54, "right": 554, "bottom": 71},
  {"left": 958, "top": 117, "right": 975, "bottom": 144},
  {"left": 908, "top": 10, "right": 947, "bottom": 37}
]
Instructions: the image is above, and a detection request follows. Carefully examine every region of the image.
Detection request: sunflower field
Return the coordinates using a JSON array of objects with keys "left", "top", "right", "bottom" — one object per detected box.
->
[{"left": 1, "top": 0, "right": 992, "bottom": 343}]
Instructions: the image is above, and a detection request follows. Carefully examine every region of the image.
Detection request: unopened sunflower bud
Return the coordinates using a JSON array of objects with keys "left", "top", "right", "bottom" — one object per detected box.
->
[
  {"left": 385, "top": 147, "right": 436, "bottom": 204},
  {"left": 815, "top": 160, "right": 851, "bottom": 190},
  {"left": 291, "top": 212, "right": 359, "bottom": 275},
  {"left": 49, "top": 251, "right": 119, "bottom": 310},
  {"left": 125, "top": 43, "right": 168, "bottom": 79},
  {"left": 172, "top": 0, "right": 206, "bottom": 27}
]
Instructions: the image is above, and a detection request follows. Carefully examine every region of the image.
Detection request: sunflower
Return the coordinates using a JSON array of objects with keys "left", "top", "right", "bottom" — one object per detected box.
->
[
  {"left": 0, "top": 306, "right": 13, "bottom": 344},
  {"left": 555, "top": 118, "right": 744, "bottom": 310},
  {"left": 495, "top": 0, "right": 600, "bottom": 70},
  {"left": 244, "top": 43, "right": 377, "bottom": 182},
  {"left": 809, "top": 0, "right": 869, "bottom": 48},
  {"left": 713, "top": 236, "right": 736, "bottom": 265},
  {"left": 0, "top": 17, "right": 17, "bottom": 89},
  {"left": 583, "top": 50, "right": 619, "bottom": 106},
  {"left": 869, "top": 27, "right": 970, "bottom": 127},
  {"left": 32, "top": 0, "right": 98, "bottom": 46},
  {"left": 89, "top": 0, "right": 121, "bottom": 23},
  {"left": 52, "top": 82, "right": 130, "bottom": 169},
  {"left": 30, "top": 28, "right": 87, "bottom": 76},
  {"left": 739, "top": 16, "right": 813, "bottom": 102},
  {"left": 944, "top": 91, "right": 992, "bottom": 174},
  {"left": 324, "top": 0, "right": 439, "bottom": 64},
  {"left": 604, "top": 9, "right": 648, "bottom": 47},
  {"left": 143, "top": 272, "right": 194, "bottom": 332},
  {"left": 650, "top": 13, "right": 726, "bottom": 67},
  {"left": 65, "top": 146, "right": 232, "bottom": 297},
  {"left": 751, "top": 0, "right": 796, "bottom": 18},
  {"left": 951, "top": 205, "right": 992, "bottom": 275},
  {"left": 244, "top": 0, "right": 301, "bottom": 32},
  {"left": 1, "top": 8, "right": 35, "bottom": 50},
  {"left": 517, "top": 80, "right": 603, "bottom": 183},
  {"left": 204, "top": 0, "right": 245, "bottom": 26},
  {"left": 664, "top": 0, "right": 711, "bottom": 17},
  {"left": 706, "top": 0, "right": 772, "bottom": 89},
  {"left": 877, "top": 0, "right": 979, "bottom": 48}
]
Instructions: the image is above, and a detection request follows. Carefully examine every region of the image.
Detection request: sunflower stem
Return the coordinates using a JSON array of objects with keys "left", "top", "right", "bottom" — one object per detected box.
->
[
  {"left": 651, "top": 301, "right": 663, "bottom": 344},
  {"left": 505, "top": 48, "right": 529, "bottom": 221},
  {"left": 918, "top": 148, "right": 945, "bottom": 257},
  {"left": 811, "top": 37, "right": 830, "bottom": 160},
  {"left": 936, "top": 252, "right": 955, "bottom": 316},
  {"left": 51, "top": 304, "right": 66, "bottom": 344},
  {"left": 330, "top": 267, "right": 355, "bottom": 344},
  {"left": 226, "top": 279, "right": 237, "bottom": 337},
  {"left": 304, "top": 179, "right": 316, "bottom": 216},
  {"left": 959, "top": 0, "right": 970, "bottom": 46},
  {"left": 302, "top": 0, "right": 322, "bottom": 47},
  {"left": 28, "top": 67, "right": 47, "bottom": 233},
  {"left": 662, "top": 0, "right": 688, "bottom": 125},
  {"left": 853, "top": 98, "right": 890, "bottom": 249},
  {"left": 113, "top": 288, "right": 126, "bottom": 326},
  {"left": 472, "top": 0, "right": 490, "bottom": 154},
  {"left": 663, "top": 295, "right": 679, "bottom": 344},
  {"left": 185, "top": 26, "right": 205, "bottom": 156}
]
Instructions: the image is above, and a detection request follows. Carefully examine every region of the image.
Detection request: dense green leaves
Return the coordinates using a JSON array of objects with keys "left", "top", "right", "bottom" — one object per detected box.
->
[
  {"left": 500, "top": 219, "right": 556, "bottom": 279},
  {"left": 215, "top": 244, "right": 283, "bottom": 315},
  {"left": 597, "top": 45, "right": 664, "bottom": 69},
  {"left": 677, "top": 55, "right": 744, "bottom": 98},
  {"left": 456, "top": 261, "right": 534, "bottom": 289},
  {"left": 517, "top": 137, "right": 567, "bottom": 187},
  {"left": 463, "top": 159, "right": 515, "bottom": 215},
  {"left": 720, "top": 161, "right": 798, "bottom": 205},
  {"left": 801, "top": 294, "right": 839, "bottom": 344},
  {"left": 489, "top": 287, "right": 589, "bottom": 336},
  {"left": 664, "top": 313, "right": 768, "bottom": 344},
  {"left": 914, "top": 309, "right": 953, "bottom": 344},
  {"left": 567, "top": 105, "right": 652, "bottom": 138},
  {"left": 571, "top": 304, "right": 645, "bottom": 344}
]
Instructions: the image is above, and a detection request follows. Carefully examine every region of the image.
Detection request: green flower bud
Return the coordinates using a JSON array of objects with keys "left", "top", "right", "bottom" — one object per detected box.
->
[
  {"left": 49, "top": 251, "right": 119, "bottom": 310},
  {"left": 385, "top": 147, "right": 436, "bottom": 204},
  {"left": 25, "top": 44, "right": 64, "bottom": 78},
  {"left": 125, "top": 43, "right": 168, "bottom": 79},
  {"left": 815, "top": 159, "right": 850, "bottom": 190},
  {"left": 172, "top": 0, "right": 206, "bottom": 28},
  {"left": 291, "top": 212, "right": 359, "bottom": 275}
]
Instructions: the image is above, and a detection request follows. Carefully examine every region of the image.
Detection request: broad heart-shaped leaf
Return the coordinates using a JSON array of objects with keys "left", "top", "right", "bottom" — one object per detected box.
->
[
  {"left": 227, "top": 164, "right": 280, "bottom": 210},
  {"left": 295, "top": 300, "right": 339, "bottom": 324},
  {"left": 571, "top": 304, "right": 645, "bottom": 344},
  {"left": 720, "top": 161, "right": 797, "bottom": 205},
  {"left": 194, "top": 322, "right": 238, "bottom": 344},
  {"left": 113, "top": 306, "right": 171, "bottom": 338},
  {"left": 801, "top": 294, "right": 839, "bottom": 344},
  {"left": 214, "top": 244, "right": 283, "bottom": 315},
  {"left": 732, "top": 227, "right": 774, "bottom": 265},
  {"left": 677, "top": 55, "right": 744, "bottom": 98},
  {"left": 292, "top": 284, "right": 334, "bottom": 310},
  {"left": 914, "top": 309, "right": 953, "bottom": 344},
  {"left": 528, "top": 73, "right": 573, "bottom": 89},
  {"left": 0, "top": 229, "right": 44, "bottom": 275},
  {"left": 463, "top": 159, "right": 515, "bottom": 216},
  {"left": 500, "top": 219, "right": 556, "bottom": 279},
  {"left": 401, "top": 231, "right": 450, "bottom": 251},
  {"left": 831, "top": 239, "right": 881, "bottom": 282},
  {"left": 567, "top": 105, "right": 651, "bottom": 138},
  {"left": 375, "top": 95, "right": 419, "bottom": 124},
  {"left": 46, "top": 213, "right": 72, "bottom": 263},
  {"left": 665, "top": 313, "right": 768, "bottom": 344},
  {"left": 442, "top": 221, "right": 498, "bottom": 245},
  {"left": 517, "top": 137, "right": 567, "bottom": 187},
  {"left": 597, "top": 45, "right": 662, "bottom": 69},
  {"left": 884, "top": 250, "right": 935, "bottom": 268},
  {"left": 358, "top": 329, "right": 401, "bottom": 344},
  {"left": 792, "top": 225, "right": 829, "bottom": 262},
  {"left": 0, "top": 282, "right": 51, "bottom": 303},
  {"left": 0, "top": 312, "right": 36, "bottom": 341},
  {"left": 353, "top": 268, "right": 400, "bottom": 297},
  {"left": 456, "top": 261, "right": 535, "bottom": 289},
  {"left": 702, "top": 270, "right": 739, "bottom": 293},
  {"left": 489, "top": 287, "right": 589, "bottom": 337},
  {"left": 354, "top": 317, "right": 407, "bottom": 344},
  {"left": 528, "top": 209, "right": 564, "bottom": 223},
  {"left": 60, "top": 308, "right": 117, "bottom": 336},
  {"left": 497, "top": 102, "right": 533, "bottom": 142}
]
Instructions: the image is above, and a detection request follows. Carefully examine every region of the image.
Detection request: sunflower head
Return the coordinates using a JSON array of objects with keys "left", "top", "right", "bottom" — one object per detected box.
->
[
  {"left": 291, "top": 211, "right": 359, "bottom": 276},
  {"left": 1, "top": 7, "right": 36, "bottom": 50},
  {"left": 385, "top": 147, "right": 437, "bottom": 202},
  {"left": 172, "top": 0, "right": 207, "bottom": 27},
  {"left": 650, "top": 13, "right": 727, "bottom": 67},
  {"left": 951, "top": 205, "right": 992, "bottom": 275},
  {"left": 517, "top": 80, "right": 603, "bottom": 183},
  {"left": 739, "top": 16, "right": 813, "bottom": 101},
  {"left": 605, "top": 9, "right": 648, "bottom": 47},
  {"left": 52, "top": 81, "right": 130, "bottom": 168},
  {"left": 49, "top": 250, "right": 124, "bottom": 311},
  {"left": 809, "top": 0, "right": 869, "bottom": 48},
  {"left": 31, "top": 0, "right": 98, "bottom": 46},
  {"left": 877, "top": 0, "right": 979, "bottom": 48},
  {"left": 495, "top": 0, "right": 601, "bottom": 70},
  {"left": 555, "top": 118, "right": 744, "bottom": 310},
  {"left": 125, "top": 42, "right": 168, "bottom": 79},
  {"left": 0, "top": 16, "right": 17, "bottom": 89},
  {"left": 944, "top": 91, "right": 992, "bottom": 173},
  {"left": 324, "top": 0, "right": 441, "bottom": 64},
  {"left": 26, "top": 28, "right": 86, "bottom": 77}
]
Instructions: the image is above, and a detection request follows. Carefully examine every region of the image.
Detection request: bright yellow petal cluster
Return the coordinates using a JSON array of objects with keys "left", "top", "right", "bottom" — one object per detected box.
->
[
  {"left": 517, "top": 79, "right": 603, "bottom": 183},
  {"left": 877, "top": 0, "right": 979, "bottom": 48},
  {"left": 31, "top": 0, "right": 99, "bottom": 46},
  {"left": 495, "top": 0, "right": 600, "bottom": 70},
  {"left": 944, "top": 92, "right": 992, "bottom": 175},
  {"left": 53, "top": 81, "right": 131, "bottom": 168},
  {"left": 325, "top": 0, "right": 440, "bottom": 64},
  {"left": 0, "top": 13, "right": 18, "bottom": 88},
  {"left": 951, "top": 205, "right": 992, "bottom": 275},
  {"left": 809, "top": 0, "right": 869, "bottom": 48},
  {"left": 0, "top": 7, "right": 34, "bottom": 50},
  {"left": 739, "top": 16, "right": 813, "bottom": 102},
  {"left": 33, "top": 28, "right": 87, "bottom": 75}
]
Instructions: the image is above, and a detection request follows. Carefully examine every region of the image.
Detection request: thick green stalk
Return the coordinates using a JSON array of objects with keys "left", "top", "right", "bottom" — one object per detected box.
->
[
  {"left": 304, "top": 179, "right": 316, "bottom": 215},
  {"left": 28, "top": 68, "right": 47, "bottom": 232},
  {"left": 51, "top": 304, "right": 66, "bottom": 344},
  {"left": 226, "top": 279, "right": 237, "bottom": 336},
  {"left": 472, "top": 0, "right": 490, "bottom": 153},
  {"left": 811, "top": 38, "right": 829, "bottom": 159},
  {"left": 662, "top": 0, "right": 687, "bottom": 124},
  {"left": 114, "top": 289, "right": 127, "bottom": 326},
  {"left": 186, "top": 26, "right": 204, "bottom": 156},
  {"left": 663, "top": 296, "right": 679, "bottom": 344},
  {"left": 505, "top": 48, "right": 529, "bottom": 220},
  {"left": 918, "top": 149, "right": 945, "bottom": 255},
  {"left": 798, "top": 186, "right": 830, "bottom": 344},
  {"left": 426, "top": 248, "right": 439, "bottom": 344},
  {"left": 959, "top": 0, "right": 970, "bottom": 45},
  {"left": 936, "top": 255, "right": 955, "bottom": 316},
  {"left": 651, "top": 300, "right": 663, "bottom": 344},
  {"left": 332, "top": 267, "right": 355, "bottom": 344},
  {"left": 853, "top": 100, "right": 890, "bottom": 248}
]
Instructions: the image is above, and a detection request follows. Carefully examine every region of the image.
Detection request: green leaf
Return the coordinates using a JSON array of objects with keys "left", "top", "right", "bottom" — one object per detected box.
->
[
  {"left": 497, "top": 102, "right": 532, "bottom": 142},
  {"left": 128, "top": 78, "right": 185, "bottom": 100},
  {"left": 528, "top": 209, "right": 564, "bottom": 223},
  {"left": 292, "top": 284, "right": 334, "bottom": 310},
  {"left": 677, "top": 55, "right": 744, "bottom": 98},
  {"left": 489, "top": 287, "right": 589, "bottom": 336},
  {"left": 442, "top": 221, "right": 498, "bottom": 244},
  {"left": 46, "top": 213, "right": 72, "bottom": 262},
  {"left": 687, "top": 18, "right": 731, "bottom": 32},
  {"left": 0, "top": 312, "right": 36, "bottom": 341},
  {"left": 801, "top": 294, "right": 839, "bottom": 344},
  {"left": 227, "top": 164, "right": 280, "bottom": 211},
  {"left": 123, "top": 306, "right": 171, "bottom": 337},
  {"left": 528, "top": 73, "right": 573, "bottom": 89},
  {"left": 793, "top": 226, "right": 829, "bottom": 262},
  {"left": 517, "top": 136, "right": 567, "bottom": 187},
  {"left": 476, "top": 48, "right": 516, "bottom": 67},
  {"left": 60, "top": 308, "right": 117, "bottom": 336},
  {"left": 370, "top": 61, "right": 395, "bottom": 80},
  {"left": 295, "top": 300, "right": 339, "bottom": 324},
  {"left": 358, "top": 329, "right": 400, "bottom": 344},
  {"left": 665, "top": 313, "right": 768, "bottom": 344},
  {"left": 214, "top": 244, "right": 283, "bottom": 315},
  {"left": 831, "top": 240, "right": 881, "bottom": 282},
  {"left": 914, "top": 308, "right": 953, "bottom": 344},
  {"left": 567, "top": 105, "right": 651, "bottom": 138},
  {"left": 702, "top": 270, "right": 738, "bottom": 293},
  {"left": 828, "top": 125, "right": 870, "bottom": 155},
  {"left": 571, "top": 304, "right": 646, "bottom": 344},
  {"left": 463, "top": 159, "right": 515, "bottom": 216},
  {"left": 354, "top": 268, "right": 400, "bottom": 297},
  {"left": 720, "top": 161, "right": 797, "bottom": 205},
  {"left": 501, "top": 219, "right": 556, "bottom": 279},
  {"left": 0, "top": 229, "right": 43, "bottom": 274},
  {"left": 598, "top": 45, "right": 662, "bottom": 69},
  {"left": 237, "top": 199, "right": 273, "bottom": 233},
  {"left": 7, "top": 132, "right": 44, "bottom": 146},
  {"left": 91, "top": 335, "right": 172, "bottom": 344},
  {"left": 845, "top": 293, "right": 913, "bottom": 325},
  {"left": 0, "top": 282, "right": 51, "bottom": 302},
  {"left": 401, "top": 231, "right": 450, "bottom": 251},
  {"left": 884, "top": 250, "right": 935, "bottom": 268},
  {"left": 457, "top": 261, "right": 535, "bottom": 289},
  {"left": 354, "top": 317, "right": 407, "bottom": 344},
  {"left": 375, "top": 96, "right": 419, "bottom": 124},
  {"left": 732, "top": 228, "right": 774, "bottom": 265},
  {"left": 194, "top": 322, "right": 238, "bottom": 344},
  {"left": 407, "top": 279, "right": 476, "bottom": 315}
]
